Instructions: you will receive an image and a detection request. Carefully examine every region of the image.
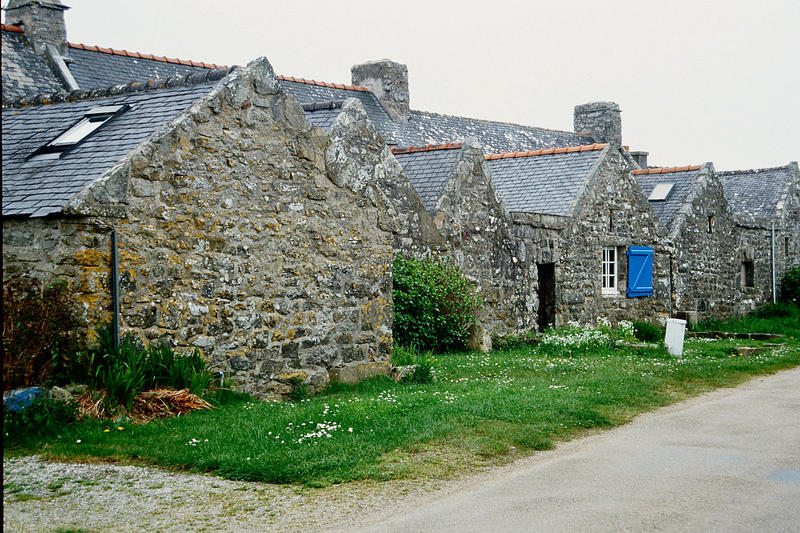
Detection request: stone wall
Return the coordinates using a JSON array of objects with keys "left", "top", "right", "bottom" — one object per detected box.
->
[
  {"left": 3, "top": 58, "right": 396, "bottom": 398},
  {"left": 512, "top": 147, "right": 670, "bottom": 327},
  {"left": 668, "top": 165, "right": 740, "bottom": 319},
  {"left": 433, "top": 141, "right": 537, "bottom": 334}
]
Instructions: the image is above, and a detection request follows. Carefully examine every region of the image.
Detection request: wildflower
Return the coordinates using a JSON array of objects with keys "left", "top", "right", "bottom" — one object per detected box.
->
[
  {"left": 117, "top": 426, "right": 124, "bottom": 431},
  {"left": 103, "top": 429, "right": 110, "bottom": 433},
  {"left": 348, "top": 428, "right": 353, "bottom": 432},
  {"left": 76, "top": 439, "right": 82, "bottom": 443}
]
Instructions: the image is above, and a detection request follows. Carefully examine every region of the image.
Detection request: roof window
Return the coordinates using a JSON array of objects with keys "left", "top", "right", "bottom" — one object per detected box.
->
[
  {"left": 28, "top": 104, "right": 129, "bottom": 161},
  {"left": 648, "top": 182, "right": 674, "bottom": 201}
]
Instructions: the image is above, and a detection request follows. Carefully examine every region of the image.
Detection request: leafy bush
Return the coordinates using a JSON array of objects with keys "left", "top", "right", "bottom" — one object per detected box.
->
[
  {"left": 2, "top": 277, "right": 82, "bottom": 390},
  {"left": 392, "top": 345, "right": 435, "bottom": 384},
  {"left": 779, "top": 266, "right": 800, "bottom": 306},
  {"left": 632, "top": 320, "right": 664, "bottom": 343},
  {"left": 76, "top": 324, "right": 215, "bottom": 410},
  {"left": 4, "top": 396, "right": 78, "bottom": 441},
  {"left": 392, "top": 255, "right": 482, "bottom": 352},
  {"left": 751, "top": 302, "right": 800, "bottom": 319}
]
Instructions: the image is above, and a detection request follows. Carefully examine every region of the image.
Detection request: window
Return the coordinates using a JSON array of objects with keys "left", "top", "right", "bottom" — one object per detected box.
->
[
  {"left": 742, "top": 261, "right": 755, "bottom": 288},
  {"left": 602, "top": 247, "right": 617, "bottom": 295},
  {"left": 648, "top": 182, "right": 674, "bottom": 201},
  {"left": 707, "top": 216, "right": 714, "bottom": 233},
  {"left": 608, "top": 210, "right": 614, "bottom": 232},
  {"left": 28, "top": 104, "right": 129, "bottom": 161}
]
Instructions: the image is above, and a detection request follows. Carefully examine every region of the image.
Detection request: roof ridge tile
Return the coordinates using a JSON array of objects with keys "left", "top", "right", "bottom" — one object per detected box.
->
[
  {"left": 484, "top": 143, "right": 608, "bottom": 160},
  {"left": 277, "top": 74, "right": 369, "bottom": 92},
  {"left": 66, "top": 41, "right": 229, "bottom": 70},
  {"left": 2, "top": 67, "right": 234, "bottom": 108},
  {"left": 632, "top": 164, "right": 702, "bottom": 175},
  {"left": 390, "top": 142, "right": 463, "bottom": 155},
  {"left": 1, "top": 23, "right": 24, "bottom": 33}
]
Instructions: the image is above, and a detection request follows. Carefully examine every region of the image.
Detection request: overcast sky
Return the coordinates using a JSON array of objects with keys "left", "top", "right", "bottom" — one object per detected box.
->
[{"left": 39, "top": 0, "right": 800, "bottom": 169}]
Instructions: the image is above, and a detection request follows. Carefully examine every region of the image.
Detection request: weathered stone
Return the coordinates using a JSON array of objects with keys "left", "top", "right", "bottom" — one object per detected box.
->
[
  {"left": 466, "top": 323, "right": 492, "bottom": 353},
  {"left": 329, "top": 360, "right": 391, "bottom": 384}
]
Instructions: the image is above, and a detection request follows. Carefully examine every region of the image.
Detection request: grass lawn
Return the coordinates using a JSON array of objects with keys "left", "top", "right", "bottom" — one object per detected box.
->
[{"left": 5, "top": 314, "right": 800, "bottom": 486}]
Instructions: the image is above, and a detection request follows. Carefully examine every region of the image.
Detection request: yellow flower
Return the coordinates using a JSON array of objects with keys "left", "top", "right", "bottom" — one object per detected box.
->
[
  {"left": 103, "top": 429, "right": 110, "bottom": 433},
  {"left": 117, "top": 426, "right": 124, "bottom": 431}
]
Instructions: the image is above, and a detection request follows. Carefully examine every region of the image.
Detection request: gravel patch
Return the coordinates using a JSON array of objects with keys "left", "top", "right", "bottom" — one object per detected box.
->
[{"left": 2, "top": 455, "right": 457, "bottom": 532}]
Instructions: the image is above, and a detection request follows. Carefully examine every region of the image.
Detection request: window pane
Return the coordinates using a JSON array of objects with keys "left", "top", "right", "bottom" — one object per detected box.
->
[{"left": 49, "top": 116, "right": 107, "bottom": 147}]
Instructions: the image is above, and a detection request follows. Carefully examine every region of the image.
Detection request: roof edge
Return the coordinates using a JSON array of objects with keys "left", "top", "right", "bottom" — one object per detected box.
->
[
  {"left": 67, "top": 41, "right": 228, "bottom": 70},
  {"left": 411, "top": 108, "right": 590, "bottom": 138},
  {"left": 391, "top": 142, "right": 463, "bottom": 155},
  {"left": 632, "top": 165, "right": 702, "bottom": 175},
  {"left": 2, "top": 67, "right": 235, "bottom": 108},
  {"left": 484, "top": 143, "right": 607, "bottom": 160},
  {"left": 278, "top": 75, "right": 370, "bottom": 92},
  {"left": 717, "top": 163, "right": 796, "bottom": 176}
]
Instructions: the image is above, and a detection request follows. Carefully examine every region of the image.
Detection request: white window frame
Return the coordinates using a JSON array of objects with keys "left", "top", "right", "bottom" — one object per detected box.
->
[{"left": 602, "top": 247, "right": 617, "bottom": 295}]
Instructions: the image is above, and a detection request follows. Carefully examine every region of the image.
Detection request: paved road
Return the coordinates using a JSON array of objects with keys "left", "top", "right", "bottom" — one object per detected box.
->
[{"left": 356, "top": 367, "right": 800, "bottom": 533}]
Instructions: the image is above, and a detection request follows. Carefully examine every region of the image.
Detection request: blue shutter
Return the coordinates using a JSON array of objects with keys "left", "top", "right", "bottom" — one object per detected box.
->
[{"left": 626, "top": 246, "right": 654, "bottom": 297}]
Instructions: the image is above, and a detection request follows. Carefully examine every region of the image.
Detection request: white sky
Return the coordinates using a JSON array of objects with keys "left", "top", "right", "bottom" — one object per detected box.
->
[{"left": 29, "top": 0, "right": 800, "bottom": 170}]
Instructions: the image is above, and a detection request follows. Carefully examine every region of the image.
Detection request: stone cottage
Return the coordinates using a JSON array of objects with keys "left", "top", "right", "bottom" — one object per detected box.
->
[
  {"left": 634, "top": 163, "right": 741, "bottom": 320},
  {"left": 718, "top": 163, "right": 800, "bottom": 307},
  {"left": 3, "top": 58, "right": 402, "bottom": 397},
  {"left": 391, "top": 142, "right": 537, "bottom": 335},
  {"left": 487, "top": 143, "right": 670, "bottom": 328}
]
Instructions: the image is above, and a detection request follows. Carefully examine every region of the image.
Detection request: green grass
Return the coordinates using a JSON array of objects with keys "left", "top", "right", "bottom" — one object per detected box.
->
[{"left": 5, "top": 316, "right": 799, "bottom": 486}]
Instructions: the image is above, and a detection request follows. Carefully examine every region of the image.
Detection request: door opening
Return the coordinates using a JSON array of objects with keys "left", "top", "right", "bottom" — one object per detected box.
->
[{"left": 537, "top": 262, "right": 556, "bottom": 331}]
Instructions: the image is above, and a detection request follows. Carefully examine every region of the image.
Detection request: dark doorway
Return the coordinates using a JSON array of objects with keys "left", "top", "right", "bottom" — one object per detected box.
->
[{"left": 537, "top": 262, "right": 556, "bottom": 331}]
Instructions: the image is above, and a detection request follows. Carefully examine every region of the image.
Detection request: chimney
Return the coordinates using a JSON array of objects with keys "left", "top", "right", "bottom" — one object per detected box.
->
[
  {"left": 574, "top": 101, "right": 622, "bottom": 145},
  {"left": 629, "top": 151, "right": 648, "bottom": 169},
  {"left": 5, "top": 0, "right": 70, "bottom": 54},
  {"left": 351, "top": 59, "right": 409, "bottom": 123}
]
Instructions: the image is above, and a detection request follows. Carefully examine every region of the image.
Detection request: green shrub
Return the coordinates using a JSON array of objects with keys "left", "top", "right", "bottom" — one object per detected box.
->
[
  {"left": 392, "top": 345, "right": 435, "bottom": 384},
  {"left": 2, "top": 277, "right": 82, "bottom": 390},
  {"left": 99, "top": 336, "right": 148, "bottom": 410},
  {"left": 4, "top": 396, "right": 78, "bottom": 441},
  {"left": 287, "top": 376, "right": 310, "bottom": 402},
  {"left": 779, "top": 266, "right": 800, "bottom": 306},
  {"left": 632, "top": 321, "right": 663, "bottom": 343},
  {"left": 392, "top": 255, "right": 482, "bottom": 352},
  {"left": 751, "top": 302, "right": 800, "bottom": 319}
]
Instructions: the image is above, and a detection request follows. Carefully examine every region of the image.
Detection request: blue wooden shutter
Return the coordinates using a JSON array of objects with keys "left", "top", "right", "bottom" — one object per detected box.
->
[{"left": 626, "top": 246, "right": 654, "bottom": 297}]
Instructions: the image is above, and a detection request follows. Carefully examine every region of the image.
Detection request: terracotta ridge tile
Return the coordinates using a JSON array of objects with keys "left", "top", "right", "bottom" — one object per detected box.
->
[
  {"left": 276, "top": 74, "right": 369, "bottom": 92},
  {"left": 65, "top": 41, "right": 228, "bottom": 70},
  {"left": 1, "top": 24, "right": 23, "bottom": 33},
  {"left": 484, "top": 143, "right": 608, "bottom": 160},
  {"left": 632, "top": 164, "right": 702, "bottom": 175},
  {"left": 390, "top": 143, "right": 463, "bottom": 155}
]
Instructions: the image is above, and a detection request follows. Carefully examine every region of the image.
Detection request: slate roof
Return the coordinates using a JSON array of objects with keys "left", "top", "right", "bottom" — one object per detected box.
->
[
  {"left": 486, "top": 145, "right": 606, "bottom": 216},
  {"left": 634, "top": 166, "right": 703, "bottom": 230},
  {"left": 2, "top": 79, "right": 219, "bottom": 217},
  {"left": 391, "top": 145, "right": 463, "bottom": 213},
  {"left": 1, "top": 27, "right": 65, "bottom": 101},
  {"left": 718, "top": 166, "right": 795, "bottom": 220},
  {"left": 399, "top": 111, "right": 592, "bottom": 153},
  {"left": 66, "top": 43, "right": 219, "bottom": 90},
  {"left": 279, "top": 79, "right": 402, "bottom": 143}
]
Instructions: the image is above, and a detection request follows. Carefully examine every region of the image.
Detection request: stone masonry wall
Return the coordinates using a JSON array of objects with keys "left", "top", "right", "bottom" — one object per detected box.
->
[
  {"left": 3, "top": 58, "right": 395, "bottom": 398},
  {"left": 513, "top": 147, "right": 670, "bottom": 327},
  {"left": 669, "top": 165, "right": 740, "bottom": 319},
  {"left": 433, "top": 141, "right": 537, "bottom": 334}
]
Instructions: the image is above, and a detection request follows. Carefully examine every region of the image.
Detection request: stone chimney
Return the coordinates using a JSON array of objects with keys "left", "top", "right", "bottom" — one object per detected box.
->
[
  {"left": 5, "top": 0, "right": 70, "bottom": 54},
  {"left": 574, "top": 101, "right": 622, "bottom": 145},
  {"left": 351, "top": 59, "right": 409, "bottom": 123},
  {"left": 629, "top": 151, "right": 648, "bottom": 169}
]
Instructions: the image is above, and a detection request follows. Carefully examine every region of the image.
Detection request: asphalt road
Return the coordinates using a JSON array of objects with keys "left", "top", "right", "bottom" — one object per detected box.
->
[{"left": 356, "top": 367, "right": 800, "bottom": 533}]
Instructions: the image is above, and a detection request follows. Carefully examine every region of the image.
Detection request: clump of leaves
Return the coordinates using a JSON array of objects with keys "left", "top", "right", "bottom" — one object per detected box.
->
[
  {"left": 392, "top": 255, "right": 482, "bottom": 352},
  {"left": 492, "top": 329, "right": 539, "bottom": 352},
  {"left": 632, "top": 320, "right": 664, "bottom": 343},
  {"left": 287, "top": 376, "right": 310, "bottom": 402},
  {"left": 4, "top": 395, "right": 79, "bottom": 443},
  {"left": 392, "top": 345, "right": 435, "bottom": 384},
  {"left": 2, "top": 277, "right": 82, "bottom": 390},
  {"left": 779, "top": 267, "right": 800, "bottom": 306}
]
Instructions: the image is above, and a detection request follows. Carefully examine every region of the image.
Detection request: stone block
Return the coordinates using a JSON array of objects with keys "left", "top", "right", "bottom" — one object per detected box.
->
[{"left": 329, "top": 361, "right": 391, "bottom": 384}]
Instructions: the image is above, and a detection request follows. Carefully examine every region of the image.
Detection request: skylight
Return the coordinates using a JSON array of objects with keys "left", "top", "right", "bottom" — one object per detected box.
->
[
  {"left": 28, "top": 104, "right": 129, "bottom": 161},
  {"left": 648, "top": 182, "right": 674, "bottom": 201}
]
